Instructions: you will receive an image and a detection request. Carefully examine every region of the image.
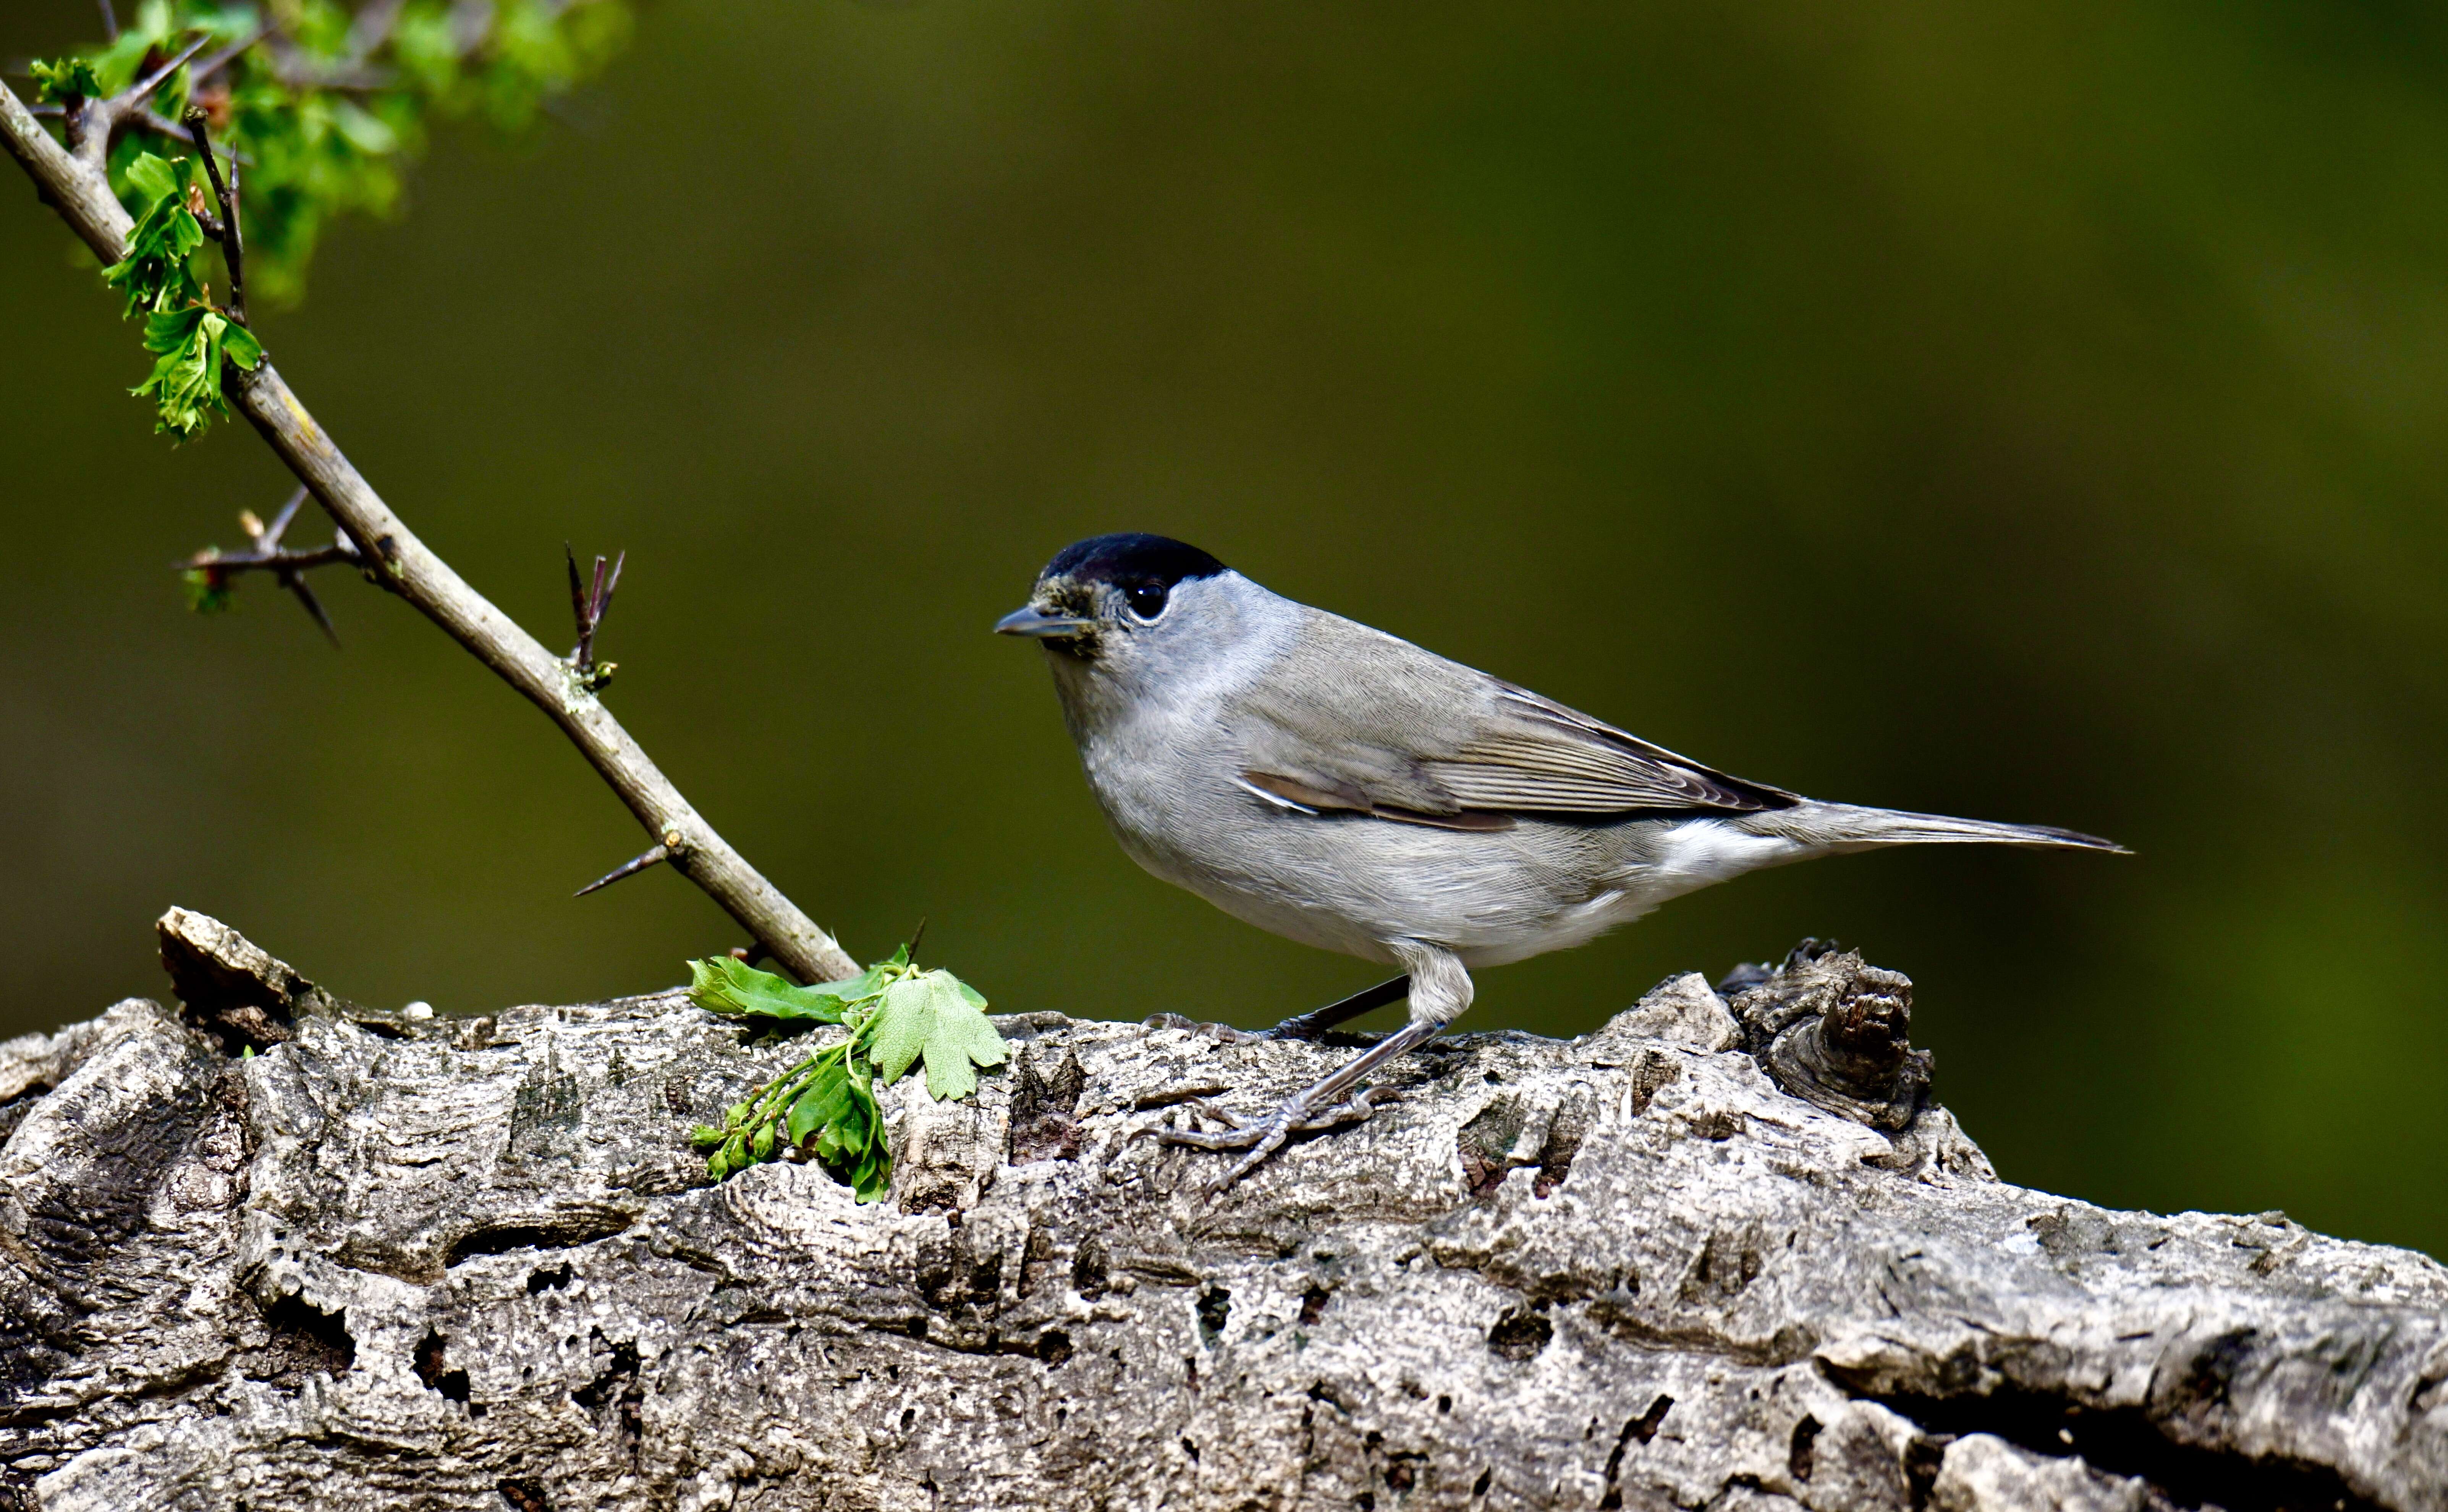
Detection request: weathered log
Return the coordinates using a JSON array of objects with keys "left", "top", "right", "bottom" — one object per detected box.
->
[{"left": 0, "top": 913, "right": 2441, "bottom": 1511}]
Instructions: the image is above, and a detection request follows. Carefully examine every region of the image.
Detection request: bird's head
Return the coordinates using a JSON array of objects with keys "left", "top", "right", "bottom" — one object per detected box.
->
[{"left": 997, "top": 533, "right": 1300, "bottom": 731}]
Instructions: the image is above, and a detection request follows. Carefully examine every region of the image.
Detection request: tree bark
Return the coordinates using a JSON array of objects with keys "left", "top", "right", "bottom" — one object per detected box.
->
[{"left": 1, "top": 913, "right": 2440, "bottom": 1512}]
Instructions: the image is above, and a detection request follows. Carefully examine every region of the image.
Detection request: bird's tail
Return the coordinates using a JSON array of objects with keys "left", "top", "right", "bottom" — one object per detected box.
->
[{"left": 1746, "top": 802, "right": 2128, "bottom": 855}]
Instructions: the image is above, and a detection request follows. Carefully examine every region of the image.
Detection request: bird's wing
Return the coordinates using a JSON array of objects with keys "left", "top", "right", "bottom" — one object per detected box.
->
[{"left": 1230, "top": 614, "right": 1794, "bottom": 832}]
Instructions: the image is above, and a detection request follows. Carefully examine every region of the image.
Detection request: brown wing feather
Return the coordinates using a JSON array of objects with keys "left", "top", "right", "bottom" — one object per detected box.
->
[
  {"left": 1228, "top": 614, "right": 1793, "bottom": 827},
  {"left": 1239, "top": 770, "right": 1519, "bottom": 832}
]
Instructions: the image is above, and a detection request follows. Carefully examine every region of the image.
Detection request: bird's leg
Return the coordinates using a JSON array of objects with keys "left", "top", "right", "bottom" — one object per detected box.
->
[
  {"left": 1258, "top": 975, "right": 1410, "bottom": 1041},
  {"left": 1143, "top": 975, "right": 1409, "bottom": 1044},
  {"left": 1148, "top": 943, "right": 1472, "bottom": 1195}
]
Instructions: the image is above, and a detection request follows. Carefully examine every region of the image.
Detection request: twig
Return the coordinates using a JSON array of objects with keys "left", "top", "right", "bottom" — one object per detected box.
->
[
  {"left": 189, "top": 27, "right": 270, "bottom": 90},
  {"left": 185, "top": 107, "right": 243, "bottom": 322},
  {"left": 346, "top": 0, "right": 410, "bottom": 61},
  {"left": 183, "top": 490, "right": 358, "bottom": 644},
  {"left": 129, "top": 107, "right": 248, "bottom": 164},
  {"left": 96, "top": 0, "right": 119, "bottom": 44},
  {"left": 0, "top": 77, "right": 859, "bottom": 984}
]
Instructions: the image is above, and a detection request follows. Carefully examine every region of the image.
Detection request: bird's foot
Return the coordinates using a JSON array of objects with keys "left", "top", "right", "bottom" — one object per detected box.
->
[
  {"left": 1140, "top": 1012, "right": 1271, "bottom": 1045},
  {"left": 1142, "top": 1085, "right": 1403, "bottom": 1195}
]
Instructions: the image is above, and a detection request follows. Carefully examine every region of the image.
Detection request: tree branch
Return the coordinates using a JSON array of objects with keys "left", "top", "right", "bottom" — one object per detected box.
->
[
  {"left": 1, "top": 78, "right": 860, "bottom": 985},
  {"left": 6, "top": 926, "right": 2443, "bottom": 1509}
]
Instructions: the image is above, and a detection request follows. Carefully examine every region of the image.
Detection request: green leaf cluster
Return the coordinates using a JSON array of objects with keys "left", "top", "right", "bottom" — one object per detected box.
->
[
  {"left": 98, "top": 151, "right": 265, "bottom": 437},
  {"left": 50, "top": 0, "right": 634, "bottom": 304},
  {"left": 685, "top": 948, "right": 1009, "bottom": 1199},
  {"left": 31, "top": 0, "right": 631, "bottom": 434},
  {"left": 31, "top": 58, "right": 102, "bottom": 103},
  {"left": 102, "top": 152, "right": 205, "bottom": 316},
  {"left": 136, "top": 300, "right": 264, "bottom": 437}
]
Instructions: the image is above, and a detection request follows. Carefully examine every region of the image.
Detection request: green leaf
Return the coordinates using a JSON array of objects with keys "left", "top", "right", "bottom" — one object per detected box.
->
[
  {"left": 916, "top": 970, "right": 1008, "bottom": 1103},
  {"left": 868, "top": 976, "right": 937, "bottom": 1085},
  {"left": 31, "top": 58, "right": 102, "bottom": 103},
  {"left": 786, "top": 1062, "right": 848, "bottom": 1144},
  {"left": 222, "top": 323, "right": 264, "bottom": 370},
  {"left": 821, "top": 962, "right": 895, "bottom": 1002},
  {"left": 124, "top": 152, "right": 184, "bottom": 205},
  {"left": 332, "top": 100, "right": 401, "bottom": 155},
  {"left": 849, "top": 1146, "right": 890, "bottom": 1203},
  {"left": 685, "top": 956, "right": 850, "bottom": 1023}
]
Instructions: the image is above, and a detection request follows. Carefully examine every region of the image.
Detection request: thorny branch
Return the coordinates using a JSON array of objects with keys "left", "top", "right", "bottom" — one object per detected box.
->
[
  {"left": 183, "top": 488, "right": 355, "bottom": 644},
  {"left": 62, "top": 32, "right": 208, "bottom": 174},
  {"left": 27, "top": 97, "right": 249, "bottom": 162},
  {"left": 0, "top": 70, "right": 862, "bottom": 984}
]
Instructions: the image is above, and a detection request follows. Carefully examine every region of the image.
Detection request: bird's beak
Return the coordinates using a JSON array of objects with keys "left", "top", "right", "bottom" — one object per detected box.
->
[{"left": 994, "top": 605, "right": 1096, "bottom": 640}]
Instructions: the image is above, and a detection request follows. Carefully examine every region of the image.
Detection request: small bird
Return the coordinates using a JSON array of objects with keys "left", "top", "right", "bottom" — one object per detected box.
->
[{"left": 997, "top": 533, "right": 2121, "bottom": 1191}]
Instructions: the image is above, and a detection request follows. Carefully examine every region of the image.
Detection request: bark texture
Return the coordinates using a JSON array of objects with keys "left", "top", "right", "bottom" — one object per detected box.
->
[{"left": 1, "top": 914, "right": 2442, "bottom": 1512}]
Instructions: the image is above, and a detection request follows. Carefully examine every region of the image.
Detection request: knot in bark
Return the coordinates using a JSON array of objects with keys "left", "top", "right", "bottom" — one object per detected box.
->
[{"left": 1720, "top": 939, "right": 1931, "bottom": 1132}]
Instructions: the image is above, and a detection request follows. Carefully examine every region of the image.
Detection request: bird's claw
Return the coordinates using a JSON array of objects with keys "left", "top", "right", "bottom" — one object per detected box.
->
[{"left": 1141, "top": 1085, "right": 1403, "bottom": 1194}]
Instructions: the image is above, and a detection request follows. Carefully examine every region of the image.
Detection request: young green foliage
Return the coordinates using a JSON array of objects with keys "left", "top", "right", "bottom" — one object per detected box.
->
[
  {"left": 31, "top": 58, "right": 102, "bottom": 103},
  {"left": 685, "top": 947, "right": 1007, "bottom": 1200},
  {"left": 135, "top": 302, "right": 264, "bottom": 437},
  {"left": 31, "top": 0, "right": 633, "bottom": 437},
  {"left": 102, "top": 152, "right": 205, "bottom": 316},
  {"left": 181, "top": 559, "right": 235, "bottom": 613}
]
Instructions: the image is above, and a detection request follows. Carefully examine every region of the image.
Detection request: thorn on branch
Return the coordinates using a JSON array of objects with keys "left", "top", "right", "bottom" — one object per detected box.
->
[
  {"left": 574, "top": 842, "right": 669, "bottom": 897},
  {"left": 564, "top": 544, "right": 624, "bottom": 691},
  {"left": 70, "top": 32, "right": 212, "bottom": 171},
  {"left": 185, "top": 107, "right": 244, "bottom": 324},
  {"left": 181, "top": 490, "right": 358, "bottom": 642},
  {"left": 123, "top": 34, "right": 213, "bottom": 113}
]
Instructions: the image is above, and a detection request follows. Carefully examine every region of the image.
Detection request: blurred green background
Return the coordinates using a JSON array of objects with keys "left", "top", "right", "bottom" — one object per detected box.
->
[{"left": 6, "top": 1, "right": 2445, "bottom": 1256}]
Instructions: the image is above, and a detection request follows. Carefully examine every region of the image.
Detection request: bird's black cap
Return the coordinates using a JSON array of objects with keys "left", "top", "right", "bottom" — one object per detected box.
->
[{"left": 1040, "top": 533, "right": 1227, "bottom": 590}]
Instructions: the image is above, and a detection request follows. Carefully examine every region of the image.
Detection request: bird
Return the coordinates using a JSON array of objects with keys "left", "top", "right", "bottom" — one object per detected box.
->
[{"left": 995, "top": 532, "right": 2122, "bottom": 1193}]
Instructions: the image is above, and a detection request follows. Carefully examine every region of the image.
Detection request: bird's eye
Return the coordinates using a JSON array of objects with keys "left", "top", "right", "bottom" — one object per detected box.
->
[{"left": 1124, "top": 583, "right": 1168, "bottom": 619}]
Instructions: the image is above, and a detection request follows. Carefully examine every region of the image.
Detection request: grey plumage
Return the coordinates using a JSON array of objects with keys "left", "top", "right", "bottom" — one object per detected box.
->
[{"left": 998, "top": 533, "right": 2120, "bottom": 1189}]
